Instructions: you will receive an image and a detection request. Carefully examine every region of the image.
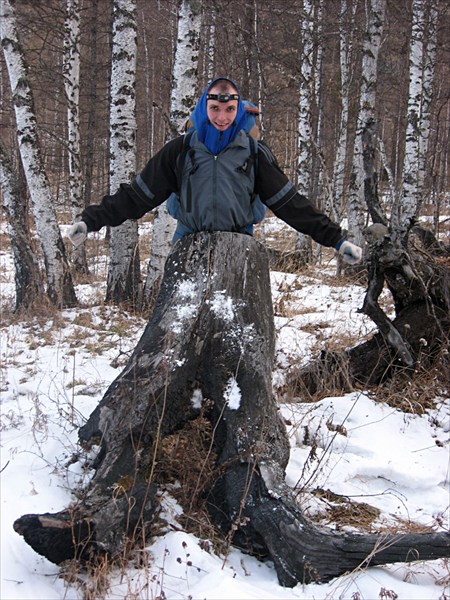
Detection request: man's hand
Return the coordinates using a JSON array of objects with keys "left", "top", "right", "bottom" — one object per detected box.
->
[
  {"left": 68, "top": 221, "right": 87, "bottom": 247},
  {"left": 338, "top": 240, "right": 362, "bottom": 265}
]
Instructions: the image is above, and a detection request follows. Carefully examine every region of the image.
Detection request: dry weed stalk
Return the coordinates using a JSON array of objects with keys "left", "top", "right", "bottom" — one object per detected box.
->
[{"left": 370, "top": 361, "right": 449, "bottom": 415}]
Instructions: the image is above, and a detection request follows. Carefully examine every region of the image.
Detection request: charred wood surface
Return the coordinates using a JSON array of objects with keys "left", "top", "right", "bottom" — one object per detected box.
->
[
  {"left": 297, "top": 225, "right": 449, "bottom": 392},
  {"left": 14, "top": 232, "right": 449, "bottom": 585}
]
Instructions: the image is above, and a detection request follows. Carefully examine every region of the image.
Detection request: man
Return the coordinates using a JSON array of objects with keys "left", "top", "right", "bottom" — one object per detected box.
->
[{"left": 69, "top": 77, "right": 361, "bottom": 265}]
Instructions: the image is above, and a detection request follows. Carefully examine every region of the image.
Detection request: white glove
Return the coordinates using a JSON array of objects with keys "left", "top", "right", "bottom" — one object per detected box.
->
[
  {"left": 68, "top": 221, "right": 88, "bottom": 247},
  {"left": 338, "top": 240, "right": 362, "bottom": 265}
]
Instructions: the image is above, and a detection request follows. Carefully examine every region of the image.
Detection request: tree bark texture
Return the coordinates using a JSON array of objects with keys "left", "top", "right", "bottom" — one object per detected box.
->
[
  {"left": 1, "top": 0, "right": 77, "bottom": 308},
  {"left": 294, "top": 224, "right": 449, "bottom": 396},
  {"left": 0, "top": 142, "right": 45, "bottom": 310},
  {"left": 106, "top": 0, "right": 140, "bottom": 307},
  {"left": 64, "top": 0, "right": 89, "bottom": 275},
  {"left": 13, "top": 233, "right": 449, "bottom": 586},
  {"left": 347, "top": 0, "right": 386, "bottom": 249}
]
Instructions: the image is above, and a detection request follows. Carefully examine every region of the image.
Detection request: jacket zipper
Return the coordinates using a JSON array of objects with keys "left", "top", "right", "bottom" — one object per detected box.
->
[
  {"left": 212, "top": 133, "right": 223, "bottom": 228},
  {"left": 186, "top": 148, "right": 198, "bottom": 213},
  {"left": 212, "top": 155, "right": 218, "bottom": 228},
  {"left": 187, "top": 179, "right": 192, "bottom": 213}
]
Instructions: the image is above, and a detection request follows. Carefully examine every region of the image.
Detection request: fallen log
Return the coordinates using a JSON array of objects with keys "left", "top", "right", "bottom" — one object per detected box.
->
[{"left": 14, "top": 232, "right": 449, "bottom": 585}]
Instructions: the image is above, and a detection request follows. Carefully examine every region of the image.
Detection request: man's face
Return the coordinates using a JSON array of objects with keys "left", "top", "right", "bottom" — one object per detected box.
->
[{"left": 206, "top": 87, "right": 238, "bottom": 132}]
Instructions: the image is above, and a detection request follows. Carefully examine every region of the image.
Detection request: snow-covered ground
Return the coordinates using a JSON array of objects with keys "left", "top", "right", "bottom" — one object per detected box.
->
[{"left": 1, "top": 219, "right": 449, "bottom": 599}]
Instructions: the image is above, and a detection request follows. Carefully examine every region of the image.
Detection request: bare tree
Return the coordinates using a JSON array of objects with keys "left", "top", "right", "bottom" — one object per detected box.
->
[
  {"left": 63, "top": 0, "right": 88, "bottom": 273},
  {"left": 294, "top": 0, "right": 320, "bottom": 263},
  {"left": 0, "top": 142, "right": 44, "bottom": 310},
  {"left": 347, "top": 0, "right": 386, "bottom": 247},
  {"left": 143, "top": 0, "right": 202, "bottom": 307},
  {"left": 105, "top": 0, "right": 140, "bottom": 307},
  {"left": 1, "top": 0, "right": 77, "bottom": 307},
  {"left": 329, "top": 0, "right": 357, "bottom": 221},
  {"left": 397, "top": 0, "right": 439, "bottom": 233},
  {"left": 203, "top": 2, "right": 216, "bottom": 82},
  {"left": 82, "top": 1, "right": 104, "bottom": 210}
]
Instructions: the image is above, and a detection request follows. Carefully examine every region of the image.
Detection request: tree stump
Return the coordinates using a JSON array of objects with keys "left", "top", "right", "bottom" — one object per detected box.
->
[
  {"left": 296, "top": 224, "right": 450, "bottom": 394},
  {"left": 14, "top": 232, "right": 449, "bottom": 586}
]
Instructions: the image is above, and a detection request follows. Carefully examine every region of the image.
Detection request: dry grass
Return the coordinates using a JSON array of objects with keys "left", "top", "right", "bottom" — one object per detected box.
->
[
  {"left": 370, "top": 362, "right": 450, "bottom": 415},
  {"left": 283, "top": 349, "right": 357, "bottom": 403},
  {"left": 151, "top": 405, "right": 227, "bottom": 554},
  {"left": 310, "top": 488, "right": 381, "bottom": 532}
]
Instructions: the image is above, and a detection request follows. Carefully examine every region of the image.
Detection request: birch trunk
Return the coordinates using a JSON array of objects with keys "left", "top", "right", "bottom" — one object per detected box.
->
[
  {"left": 0, "top": 143, "right": 44, "bottom": 310},
  {"left": 1, "top": 0, "right": 77, "bottom": 307},
  {"left": 253, "top": 0, "right": 264, "bottom": 136},
  {"left": 105, "top": 0, "right": 140, "bottom": 307},
  {"left": 398, "top": 0, "right": 438, "bottom": 233},
  {"left": 329, "top": 0, "right": 357, "bottom": 221},
  {"left": 204, "top": 4, "right": 216, "bottom": 81},
  {"left": 418, "top": 1, "right": 437, "bottom": 200},
  {"left": 83, "top": 1, "right": 99, "bottom": 209},
  {"left": 63, "top": 0, "right": 87, "bottom": 273},
  {"left": 294, "top": 0, "right": 316, "bottom": 261},
  {"left": 143, "top": 0, "right": 202, "bottom": 307},
  {"left": 296, "top": 0, "right": 314, "bottom": 198},
  {"left": 347, "top": 0, "right": 385, "bottom": 249}
]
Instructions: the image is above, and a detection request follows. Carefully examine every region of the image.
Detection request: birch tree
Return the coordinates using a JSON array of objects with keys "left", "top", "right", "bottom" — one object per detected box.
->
[
  {"left": 82, "top": 1, "right": 101, "bottom": 209},
  {"left": 143, "top": 0, "right": 202, "bottom": 306},
  {"left": 63, "top": 0, "right": 87, "bottom": 273},
  {"left": 329, "top": 0, "right": 357, "bottom": 221},
  {"left": 295, "top": 0, "right": 319, "bottom": 262},
  {"left": 347, "top": 0, "right": 386, "bottom": 247},
  {"left": 203, "top": 3, "right": 216, "bottom": 81},
  {"left": 0, "top": 143, "right": 44, "bottom": 310},
  {"left": 105, "top": 0, "right": 139, "bottom": 307},
  {"left": 1, "top": 0, "right": 77, "bottom": 307},
  {"left": 253, "top": 0, "right": 264, "bottom": 131},
  {"left": 397, "top": 0, "right": 438, "bottom": 233}
]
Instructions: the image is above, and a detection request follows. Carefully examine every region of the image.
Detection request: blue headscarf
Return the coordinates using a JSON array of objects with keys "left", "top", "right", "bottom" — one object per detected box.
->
[{"left": 190, "top": 78, "right": 248, "bottom": 155}]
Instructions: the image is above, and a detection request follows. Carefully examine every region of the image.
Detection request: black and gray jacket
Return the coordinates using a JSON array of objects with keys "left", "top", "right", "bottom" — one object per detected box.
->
[{"left": 81, "top": 133, "right": 344, "bottom": 249}]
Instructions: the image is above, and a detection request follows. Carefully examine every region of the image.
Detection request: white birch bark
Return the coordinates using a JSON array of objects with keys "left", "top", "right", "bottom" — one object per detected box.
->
[
  {"left": 0, "top": 143, "right": 44, "bottom": 309},
  {"left": 143, "top": 0, "right": 201, "bottom": 303},
  {"left": 295, "top": 0, "right": 315, "bottom": 259},
  {"left": 346, "top": 0, "right": 385, "bottom": 248},
  {"left": 313, "top": 0, "right": 325, "bottom": 262},
  {"left": 0, "top": 0, "right": 77, "bottom": 307},
  {"left": 253, "top": 0, "right": 266, "bottom": 242},
  {"left": 419, "top": 1, "right": 437, "bottom": 195},
  {"left": 253, "top": 0, "right": 264, "bottom": 134},
  {"left": 329, "top": 0, "right": 357, "bottom": 221},
  {"left": 296, "top": 0, "right": 314, "bottom": 198},
  {"left": 64, "top": 0, "right": 82, "bottom": 213},
  {"left": 398, "top": 0, "right": 438, "bottom": 231},
  {"left": 63, "top": 0, "right": 87, "bottom": 272},
  {"left": 105, "top": 0, "right": 140, "bottom": 306},
  {"left": 204, "top": 5, "right": 216, "bottom": 81}
]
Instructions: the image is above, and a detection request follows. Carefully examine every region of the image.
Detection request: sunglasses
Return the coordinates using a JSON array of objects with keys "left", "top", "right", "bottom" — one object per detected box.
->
[{"left": 206, "top": 93, "right": 240, "bottom": 103}]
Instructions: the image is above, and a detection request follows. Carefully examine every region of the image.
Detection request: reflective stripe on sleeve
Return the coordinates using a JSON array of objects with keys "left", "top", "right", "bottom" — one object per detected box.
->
[
  {"left": 264, "top": 181, "right": 296, "bottom": 210},
  {"left": 132, "top": 174, "right": 155, "bottom": 201}
]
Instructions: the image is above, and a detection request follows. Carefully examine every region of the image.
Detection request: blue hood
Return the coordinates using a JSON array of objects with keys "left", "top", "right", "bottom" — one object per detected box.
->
[{"left": 190, "top": 78, "right": 248, "bottom": 155}]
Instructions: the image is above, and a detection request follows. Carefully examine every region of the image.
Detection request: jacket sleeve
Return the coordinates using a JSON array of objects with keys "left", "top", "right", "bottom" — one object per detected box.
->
[
  {"left": 255, "top": 142, "right": 343, "bottom": 248},
  {"left": 81, "top": 137, "right": 184, "bottom": 232}
]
